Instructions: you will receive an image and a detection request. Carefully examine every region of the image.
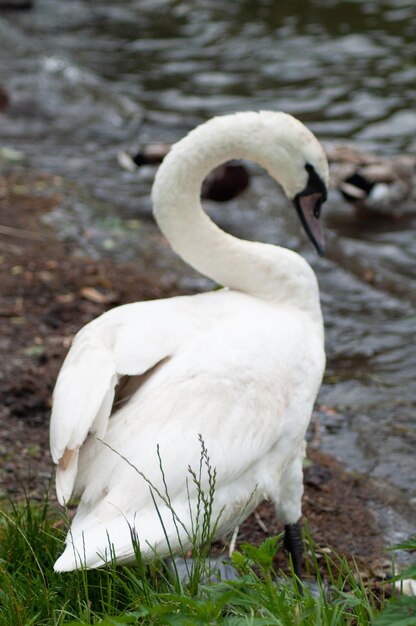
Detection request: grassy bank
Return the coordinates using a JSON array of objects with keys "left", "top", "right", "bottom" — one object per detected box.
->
[{"left": 1, "top": 491, "right": 415, "bottom": 625}]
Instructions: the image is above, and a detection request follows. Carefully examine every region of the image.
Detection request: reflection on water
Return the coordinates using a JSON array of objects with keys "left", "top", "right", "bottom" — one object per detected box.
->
[{"left": 0, "top": 0, "right": 415, "bottom": 501}]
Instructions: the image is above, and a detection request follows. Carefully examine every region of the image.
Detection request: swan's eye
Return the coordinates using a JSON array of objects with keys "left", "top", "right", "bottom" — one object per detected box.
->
[{"left": 304, "top": 163, "right": 327, "bottom": 202}]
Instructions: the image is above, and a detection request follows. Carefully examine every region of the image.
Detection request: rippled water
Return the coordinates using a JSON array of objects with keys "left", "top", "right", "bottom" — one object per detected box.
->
[{"left": 1, "top": 0, "right": 415, "bottom": 505}]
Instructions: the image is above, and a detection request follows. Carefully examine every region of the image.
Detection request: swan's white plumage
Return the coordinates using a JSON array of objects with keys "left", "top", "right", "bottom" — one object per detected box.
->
[{"left": 50, "top": 111, "right": 327, "bottom": 572}]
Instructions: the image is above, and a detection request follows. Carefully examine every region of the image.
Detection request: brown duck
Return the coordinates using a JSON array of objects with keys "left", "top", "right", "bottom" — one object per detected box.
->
[{"left": 327, "top": 144, "right": 416, "bottom": 214}]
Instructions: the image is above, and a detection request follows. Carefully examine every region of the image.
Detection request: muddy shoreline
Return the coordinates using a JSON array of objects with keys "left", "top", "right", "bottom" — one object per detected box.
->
[{"left": 0, "top": 168, "right": 407, "bottom": 580}]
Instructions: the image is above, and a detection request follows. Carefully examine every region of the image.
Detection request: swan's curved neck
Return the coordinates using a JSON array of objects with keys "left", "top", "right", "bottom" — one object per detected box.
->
[{"left": 152, "top": 112, "right": 319, "bottom": 307}]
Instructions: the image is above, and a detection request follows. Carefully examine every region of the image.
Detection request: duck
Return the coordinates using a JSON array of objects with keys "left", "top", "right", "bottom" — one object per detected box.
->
[
  {"left": 118, "top": 144, "right": 250, "bottom": 202},
  {"left": 0, "top": 86, "right": 10, "bottom": 113},
  {"left": 50, "top": 111, "right": 328, "bottom": 576},
  {"left": 327, "top": 144, "right": 416, "bottom": 214},
  {"left": 0, "top": 0, "right": 33, "bottom": 9}
]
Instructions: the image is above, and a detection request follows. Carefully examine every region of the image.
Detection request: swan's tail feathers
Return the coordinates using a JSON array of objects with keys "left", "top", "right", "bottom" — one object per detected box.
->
[
  {"left": 54, "top": 516, "right": 145, "bottom": 572},
  {"left": 53, "top": 531, "right": 105, "bottom": 572},
  {"left": 53, "top": 505, "right": 191, "bottom": 572},
  {"left": 50, "top": 341, "right": 118, "bottom": 504}
]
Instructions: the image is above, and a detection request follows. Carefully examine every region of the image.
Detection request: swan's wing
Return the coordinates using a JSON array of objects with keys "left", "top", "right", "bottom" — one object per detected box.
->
[{"left": 50, "top": 295, "right": 207, "bottom": 505}]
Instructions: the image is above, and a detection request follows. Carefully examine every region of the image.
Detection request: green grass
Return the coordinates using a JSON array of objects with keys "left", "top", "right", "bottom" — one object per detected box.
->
[
  {"left": 1, "top": 444, "right": 415, "bottom": 625},
  {"left": 2, "top": 495, "right": 415, "bottom": 625}
]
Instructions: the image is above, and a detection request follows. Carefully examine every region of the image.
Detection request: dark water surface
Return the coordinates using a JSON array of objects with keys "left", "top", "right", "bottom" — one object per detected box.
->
[{"left": 1, "top": 1, "right": 415, "bottom": 520}]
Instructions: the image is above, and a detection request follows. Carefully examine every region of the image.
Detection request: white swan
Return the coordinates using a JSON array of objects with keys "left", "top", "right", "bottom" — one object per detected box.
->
[{"left": 50, "top": 111, "right": 328, "bottom": 573}]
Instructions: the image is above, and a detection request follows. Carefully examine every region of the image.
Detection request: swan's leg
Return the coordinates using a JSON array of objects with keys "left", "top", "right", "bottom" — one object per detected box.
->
[
  {"left": 283, "top": 522, "right": 303, "bottom": 581},
  {"left": 272, "top": 448, "right": 305, "bottom": 583}
]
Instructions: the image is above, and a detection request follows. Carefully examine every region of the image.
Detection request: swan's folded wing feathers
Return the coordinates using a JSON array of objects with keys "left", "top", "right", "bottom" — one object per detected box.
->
[
  {"left": 112, "top": 308, "right": 191, "bottom": 376},
  {"left": 50, "top": 296, "right": 205, "bottom": 504},
  {"left": 50, "top": 342, "right": 117, "bottom": 464},
  {"left": 50, "top": 340, "right": 119, "bottom": 504}
]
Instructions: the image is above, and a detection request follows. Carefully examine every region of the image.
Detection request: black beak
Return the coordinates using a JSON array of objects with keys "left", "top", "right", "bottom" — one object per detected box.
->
[{"left": 293, "top": 164, "right": 327, "bottom": 256}]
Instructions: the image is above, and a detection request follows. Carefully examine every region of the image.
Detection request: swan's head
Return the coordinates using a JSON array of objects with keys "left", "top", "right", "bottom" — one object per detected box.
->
[
  {"left": 153, "top": 110, "right": 329, "bottom": 257},
  {"left": 260, "top": 111, "right": 329, "bottom": 256}
]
